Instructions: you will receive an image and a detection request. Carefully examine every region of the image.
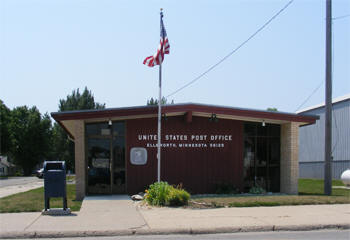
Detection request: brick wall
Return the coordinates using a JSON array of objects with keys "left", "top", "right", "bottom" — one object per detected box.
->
[
  {"left": 280, "top": 122, "right": 299, "bottom": 194},
  {"left": 74, "top": 120, "right": 85, "bottom": 200}
]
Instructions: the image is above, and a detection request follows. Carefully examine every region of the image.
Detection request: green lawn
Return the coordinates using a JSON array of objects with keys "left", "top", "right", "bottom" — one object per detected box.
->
[
  {"left": 66, "top": 175, "right": 75, "bottom": 182},
  {"left": 0, "top": 184, "right": 82, "bottom": 213},
  {"left": 299, "top": 178, "right": 348, "bottom": 196},
  {"left": 0, "top": 179, "right": 348, "bottom": 212},
  {"left": 190, "top": 179, "right": 350, "bottom": 208}
]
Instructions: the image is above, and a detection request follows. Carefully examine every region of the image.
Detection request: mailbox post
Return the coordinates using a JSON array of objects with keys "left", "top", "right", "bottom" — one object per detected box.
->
[{"left": 43, "top": 161, "right": 67, "bottom": 211}]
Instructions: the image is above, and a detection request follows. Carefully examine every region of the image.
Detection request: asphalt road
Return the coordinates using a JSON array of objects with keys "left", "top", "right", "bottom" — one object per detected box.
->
[
  {"left": 0, "top": 176, "right": 43, "bottom": 198},
  {"left": 7, "top": 230, "right": 350, "bottom": 240},
  {"left": 0, "top": 177, "right": 42, "bottom": 188}
]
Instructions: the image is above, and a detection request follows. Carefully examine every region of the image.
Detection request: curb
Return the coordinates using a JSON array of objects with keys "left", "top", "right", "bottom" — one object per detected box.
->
[{"left": 1, "top": 224, "right": 349, "bottom": 239}]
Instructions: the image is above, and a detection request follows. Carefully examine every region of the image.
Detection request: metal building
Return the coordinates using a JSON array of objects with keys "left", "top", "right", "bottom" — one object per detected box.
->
[{"left": 297, "top": 94, "right": 350, "bottom": 179}]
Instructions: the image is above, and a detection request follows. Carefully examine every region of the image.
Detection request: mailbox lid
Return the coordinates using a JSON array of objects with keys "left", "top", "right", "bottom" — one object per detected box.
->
[{"left": 43, "top": 161, "right": 66, "bottom": 172}]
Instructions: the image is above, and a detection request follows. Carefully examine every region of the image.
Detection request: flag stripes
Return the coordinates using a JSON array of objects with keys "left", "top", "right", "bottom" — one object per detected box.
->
[{"left": 143, "top": 13, "right": 170, "bottom": 67}]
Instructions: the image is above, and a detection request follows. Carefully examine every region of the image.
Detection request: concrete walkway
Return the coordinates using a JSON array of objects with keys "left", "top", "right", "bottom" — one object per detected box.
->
[
  {"left": 139, "top": 204, "right": 350, "bottom": 233},
  {"left": 0, "top": 195, "right": 147, "bottom": 238},
  {"left": 0, "top": 197, "right": 349, "bottom": 239}
]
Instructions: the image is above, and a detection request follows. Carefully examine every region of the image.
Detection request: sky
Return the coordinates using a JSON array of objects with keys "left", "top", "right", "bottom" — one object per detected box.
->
[{"left": 0, "top": 0, "right": 349, "bottom": 116}]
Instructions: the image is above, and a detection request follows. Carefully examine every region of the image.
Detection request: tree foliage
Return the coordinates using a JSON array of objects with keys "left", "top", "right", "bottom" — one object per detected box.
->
[
  {"left": 59, "top": 87, "right": 105, "bottom": 111},
  {"left": 267, "top": 107, "right": 278, "bottom": 112},
  {"left": 0, "top": 100, "right": 11, "bottom": 155},
  {"left": 8, "top": 106, "right": 52, "bottom": 175},
  {"left": 52, "top": 87, "right": 105, "bottom": 171},
  {"left": 147, "top": 97, "right": 174, "bottom": 106}
]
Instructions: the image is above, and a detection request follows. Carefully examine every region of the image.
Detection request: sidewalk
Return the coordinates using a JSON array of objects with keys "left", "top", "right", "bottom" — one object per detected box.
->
[
  {"left": 139, "top": 204, "right": 350, "bottom": 233},
  {"left": 0, "top": 196, "right": 349, "bottom": 239}
]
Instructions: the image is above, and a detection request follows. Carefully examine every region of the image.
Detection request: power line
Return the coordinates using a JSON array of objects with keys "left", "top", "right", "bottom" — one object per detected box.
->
[
  {"left": 294, "top": 80, "right": 324, "bottom": 112},
  {"left": 295, "top": 14, "right": 345, "bottom": 115},
  {"left": 333, "top": 14, "right": 350, "bottom": 20},
  {"left": 166, "top": 0, "right": 295, "bottom": 98}
]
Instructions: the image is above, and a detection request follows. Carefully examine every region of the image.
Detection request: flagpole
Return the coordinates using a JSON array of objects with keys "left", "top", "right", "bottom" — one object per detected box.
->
[
  {"left": 157, "top": 9, "right": 163, "bottom": 183},
  {"left": 157, "top": 63, "right": 162, "bottom": 183}
]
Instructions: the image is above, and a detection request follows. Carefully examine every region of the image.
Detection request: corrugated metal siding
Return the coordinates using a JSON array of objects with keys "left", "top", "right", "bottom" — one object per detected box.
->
[
  {"left": 299, "top": 160, "right": 350, "bottom": 179},
  {"left": 125, "top": 116, "right": 243, "bottom": 195},
  {"left": 299, "top": 99, "right": 350, "bottom": 163}
]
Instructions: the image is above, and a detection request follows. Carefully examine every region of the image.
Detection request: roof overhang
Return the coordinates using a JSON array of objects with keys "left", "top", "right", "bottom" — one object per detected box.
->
[{"left": 51, "top": 103, "right": 319, "bottom": 140}]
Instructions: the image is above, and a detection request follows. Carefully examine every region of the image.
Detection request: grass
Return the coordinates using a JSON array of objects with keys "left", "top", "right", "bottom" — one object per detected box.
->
[
  {"left": 66, "top": 175, "right": 75, "bottom": 182},
  {"left": 190, "top": 179, "right": 350, "bottom": 208},
  {"left": 1, "top": 179, "right": 348, "bottom": 212},
  {"left": 0, "top": 184, "right": 82, "bottom": 213},
  {"left": 299, "top": 178, "right": 348, "bottom": 196}
]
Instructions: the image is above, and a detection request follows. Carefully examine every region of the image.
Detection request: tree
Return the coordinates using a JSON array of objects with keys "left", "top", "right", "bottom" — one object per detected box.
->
[
  {"left": 52, "top": 87, "right": 105, "bottom": 172},
  {"left": 267, "top": 107, "right": 278, "bottom": 112},
  {"left": 8, "top": 106, "right": 52, "bottom": 175},
  {"left": 147, "top": 97, "right": 174, "bottom": 106},
  {"left": 0, "top": 100, "right": 11, "bottom": 155},
  {"left": 59, "top": 87, "right": 105, "bottom": 111}
]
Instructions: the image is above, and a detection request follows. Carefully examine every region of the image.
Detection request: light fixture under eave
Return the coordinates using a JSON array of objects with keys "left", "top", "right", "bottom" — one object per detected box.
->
[
  {"left": 209, "top": 113, "right": 218, "bottom": 123},
  {"left": 108, "top": 120, "right": 112, "bottom": 126},
  {"left": 262, "top": 120, "right": 266, "bottom": 127}
]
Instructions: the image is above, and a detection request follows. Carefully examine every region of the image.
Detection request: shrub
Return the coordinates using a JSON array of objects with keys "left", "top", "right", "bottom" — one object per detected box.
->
[
  {"left": 249, "top": 186, "right": 266, "bottom": 194},
  {"left": 145, "top": 181, "right": 171, "bottom": 206},
  {"left": 168, "top": 188, "right": 190, "bottom": 206},
  {"left": 145, "top": 181, "right": 190, "bottom": 206}
]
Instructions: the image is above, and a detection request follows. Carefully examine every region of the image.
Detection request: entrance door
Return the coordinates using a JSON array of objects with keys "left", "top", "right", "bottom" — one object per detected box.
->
[
  {"left": 243, "top": 123, "right": 280, "bottom": 192},
  {"left": 86, "top": 122, "right": 126, "bottom": 195}
]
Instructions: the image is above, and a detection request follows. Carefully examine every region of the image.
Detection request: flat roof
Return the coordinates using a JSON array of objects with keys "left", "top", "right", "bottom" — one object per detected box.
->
[
  {"left": 296, "top": 93, "right": 350, "bottom": 113},
  {"left": 52, "top": 102, "right": 318, "bottom": 122}
]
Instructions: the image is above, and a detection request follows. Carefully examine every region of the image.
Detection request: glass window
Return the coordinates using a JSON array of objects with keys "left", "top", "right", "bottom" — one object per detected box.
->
[
  {"left": 268, "top": 124, "right": 280, "bottom": 137},
  {"left": 243, "top": 136, "right": 255, "bottom": 191},
  {"left": 269, "top": 137, "right": 280, "bottom": 165},
  {"left": 86, "top": 122, "right": 109, "bottom": 136},
  {"left": 86, "top": 121, "right": 125, "bottom": 137},
  {"left": 87, "top": 138, "right": 111, "bottom": 194},
  {"left": 257, "top": 124, "right": 268, "bottom": 136},
  {"left": 244, "top": 123, "right": 257, "bottom": 137},
  {"left": 113, "top": 122, "right": 125, "bottom": 136},
  {"left": 243, "top": 122, "right": 281, "bottom": 192}
]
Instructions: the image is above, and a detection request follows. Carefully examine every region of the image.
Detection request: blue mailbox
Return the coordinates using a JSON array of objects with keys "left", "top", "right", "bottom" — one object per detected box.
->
[{"left": 43, "top": 161, "right": 67, "bottom": 211}]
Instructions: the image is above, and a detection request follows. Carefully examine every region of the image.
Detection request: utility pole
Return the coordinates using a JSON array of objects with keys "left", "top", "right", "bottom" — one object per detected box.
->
[{"left": 324, "top": 0, "right": 332, "bottom": 196}]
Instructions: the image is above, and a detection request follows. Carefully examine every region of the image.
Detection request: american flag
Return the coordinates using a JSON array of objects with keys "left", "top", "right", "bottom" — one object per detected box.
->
[{"left": 143, "top": 13, "right": 170, "bottom": 67}]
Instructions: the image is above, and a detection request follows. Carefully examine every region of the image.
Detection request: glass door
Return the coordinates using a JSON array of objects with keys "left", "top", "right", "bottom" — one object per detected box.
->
[
  {"left": 87, "top": 137, "right": 111, "bottom": 194},
  {"left": 243, "top": 123, "right": 281, "bottom": 192},
  {"left": 86, "top": 122, "right": 126, "bottom": 195},
  {"left": 112, "top": 136, "right": 126, "bottom": 193}
]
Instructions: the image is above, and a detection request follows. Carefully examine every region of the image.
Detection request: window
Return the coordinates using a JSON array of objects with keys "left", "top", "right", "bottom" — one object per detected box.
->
[{"left": 243, "top": 123, "right": 280, "bottom": 192}]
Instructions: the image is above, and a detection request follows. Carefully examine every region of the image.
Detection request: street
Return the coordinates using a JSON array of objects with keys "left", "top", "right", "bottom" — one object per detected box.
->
[
  {"left": 0, "top": 176, "right": 41, "bottom": 188},
  {"left": 0, "top": 177, "right": 43, "bottom": 198},
  {"left": 6, "top": 230, "right": 350, "bottom": 240}
]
